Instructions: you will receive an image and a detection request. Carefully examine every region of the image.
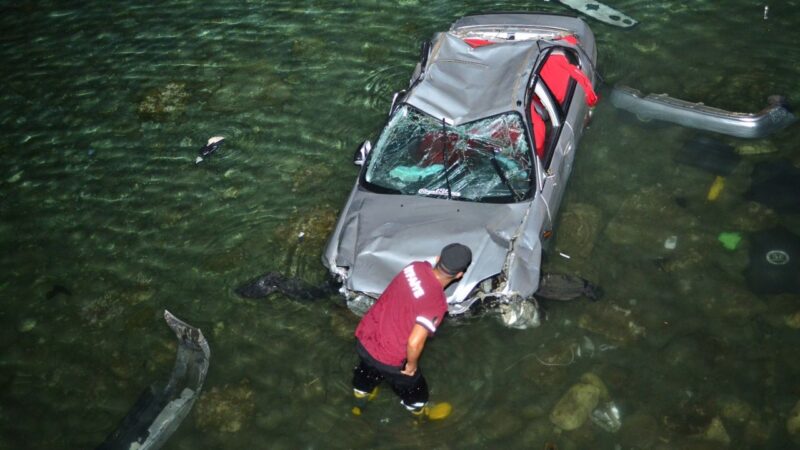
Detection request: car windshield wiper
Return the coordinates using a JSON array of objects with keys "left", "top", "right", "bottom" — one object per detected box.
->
[
  {"left": 489, "top": 148, "right": 521, "bottom": 201},
  {"left": 440, "top": 117, "right": 453, "bottom": 200}
]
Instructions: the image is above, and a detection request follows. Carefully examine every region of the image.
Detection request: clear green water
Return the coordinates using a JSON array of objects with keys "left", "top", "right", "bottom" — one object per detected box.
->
[{"left": 1, "top": 1, "right": 799, "bottom": 449}]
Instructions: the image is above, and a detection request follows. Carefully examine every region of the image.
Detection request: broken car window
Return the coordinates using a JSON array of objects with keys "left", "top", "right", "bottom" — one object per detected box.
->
[{"left": 364, "top": 105, "right": 533, "bottom": 202}]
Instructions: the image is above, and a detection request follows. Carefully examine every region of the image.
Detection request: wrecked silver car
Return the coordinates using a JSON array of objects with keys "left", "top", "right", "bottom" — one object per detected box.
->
[{"left": 323, "top": 13, "right": 599, "bottom": 328}]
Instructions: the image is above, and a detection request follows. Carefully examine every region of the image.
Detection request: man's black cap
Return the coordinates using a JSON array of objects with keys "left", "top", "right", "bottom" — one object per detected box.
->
[{"left": 439, "top": 243, "right": 472, "bottom": 275}]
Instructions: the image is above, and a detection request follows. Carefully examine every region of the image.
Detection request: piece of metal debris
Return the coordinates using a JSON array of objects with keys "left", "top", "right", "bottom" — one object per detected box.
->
[
  {"left": 556, "top": 0, "right": 638, "bottom": 28},
  {"left": 611, "top": 85, "right": 797, "bottom": 139},
  {"left": 96, "top": 310, "right": 211, "bottom": 450}
]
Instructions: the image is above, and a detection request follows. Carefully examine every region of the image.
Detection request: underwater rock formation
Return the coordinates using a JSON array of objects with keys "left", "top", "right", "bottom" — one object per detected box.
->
[
  {"left": 194, "top": 380, "right": 255, "bottom": 433},
  {"left": 550, "top": 375, "right": 605, "bottom": 430},
  {"left": 273, "top": 206, "right": 338, "bottom": 285},
  {"left": 578, "top": 302, "right": 646, "bottom": 344},
  {"left": 138, "top": 82, "right": 190, "bottom": 121},
  {"left": 551, "top": 202, "right": 603, "bottom": 279},
  {"left": 696, "top": 416, "right": 730, "bottom": 445},
  {"left": 788, "top": 400, "right": 800, "bottom": 443},
  {"left": 605, "top": 186, "right": 699, "bottom": 248}
]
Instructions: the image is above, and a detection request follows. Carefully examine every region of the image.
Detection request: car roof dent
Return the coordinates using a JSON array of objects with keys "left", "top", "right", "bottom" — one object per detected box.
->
[{"left": 405, "top": 33, "right": 538, "bottom": 126}]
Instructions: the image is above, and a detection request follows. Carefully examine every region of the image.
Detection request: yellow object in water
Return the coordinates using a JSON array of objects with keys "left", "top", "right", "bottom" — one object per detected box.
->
[
  {"left": 707, "top": 175, "right": 725, "bottom": 201},
  {"left": 351, "top": 406, "right": 362, "bottom": 416},
  {"left": 425, "top": 402, "right": 453, "bottom": 420}
]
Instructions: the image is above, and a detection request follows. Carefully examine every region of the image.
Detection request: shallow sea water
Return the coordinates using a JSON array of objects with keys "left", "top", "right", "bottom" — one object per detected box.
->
[{"left": 1, "top": 1, "right": 799, "bottom": 449}]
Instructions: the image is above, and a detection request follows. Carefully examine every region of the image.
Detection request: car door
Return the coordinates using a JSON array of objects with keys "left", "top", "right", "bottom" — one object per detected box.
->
[{"left": 529, "top": 80, "right": 569, "bottom": 236}]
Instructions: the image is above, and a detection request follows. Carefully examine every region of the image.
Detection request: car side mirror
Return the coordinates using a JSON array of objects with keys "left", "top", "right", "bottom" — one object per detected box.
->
[{"left": 353, "top": 140, "right": 372, "bottom": 166}]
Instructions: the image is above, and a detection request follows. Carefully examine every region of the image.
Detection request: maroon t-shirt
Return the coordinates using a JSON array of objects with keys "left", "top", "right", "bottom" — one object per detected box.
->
[{"left": 355, "top": 261, "right": 448, "bottom": 367}]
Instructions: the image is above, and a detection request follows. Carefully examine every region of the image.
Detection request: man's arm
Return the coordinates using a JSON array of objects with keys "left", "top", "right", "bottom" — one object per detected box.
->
[{"left": 400, "top": 323, "right": 429, "bottom": 376}]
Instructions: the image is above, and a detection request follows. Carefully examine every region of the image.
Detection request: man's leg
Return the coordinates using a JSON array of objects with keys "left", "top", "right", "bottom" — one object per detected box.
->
[
  {"left": 388, "top": 371, "right": 429, "bottom": 415},
  {"left": 351, "top": 359, "right": 382, "bottom": 415}
]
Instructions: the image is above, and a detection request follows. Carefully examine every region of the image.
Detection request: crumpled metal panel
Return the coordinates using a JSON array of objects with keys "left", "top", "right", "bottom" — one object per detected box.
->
[
  {"left": 325, "top": 188, "right": 533, "bottom": 308},
  {"left": 449, "top": 13, "right": 596, "bottom": 62},
  {"left": 451, "top": 13, "right": 594, "bottom": 36},
  {"left": 502, "top": 201, "right": 544, "bottom": 298},
  {"left": 97, "top": 311, "right": 210, "bottom": 450},
  {"left": 610, "top": 85, "right": 798, "bottom": 139},
  {"left": 405, "top": 33, "right": 538, "bottom": 126}
]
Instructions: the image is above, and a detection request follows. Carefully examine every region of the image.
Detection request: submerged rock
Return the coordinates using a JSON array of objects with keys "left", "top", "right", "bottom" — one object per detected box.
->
[
  {"left": 195, "top": 380, "right": 255, "bottom": 433},
  {"left": 745, "top": 415, "right": 776, "bottom": 447},
  {"left": 17, "top": 318, "right": 36, "bottom": 333},
  {"left": 549, "top": 202, "right": 603, "bottom": 281},
  {"left": 137, "top": 82, "right": 190, "bottom": 121},
  {"left": 698, "top": 281, "right": 766, "bottom": 321},
  {"left": 554, "top": 202, "right": 603, "bottom": 262},
  {"left": 80, "top": 293, "right": 124, "bottom": 327},
  {"left": 784, "top": 311, "right": 800, "bottom": 329},
  {"left": 619, "top": 412, "right": 659, "bottom": 448},
  {"left": 579, "top": 372, "right": 610, "bottom": 402},
  {"left": 291, "top": 163, "right": 334, "bottom": 194},
  {"left": 663, "top": 397, "right": 719, "bottom": 440},
  {"left": 577, "top": 302, "right": 646, "bottom": 344},
  {"left": 550, "top": 380, "right": 601, "bottom": 430},
  {"left": 605, "top": 186, "right": 699, "bottom": 248},
  {"left": 484, "top": 409, "right": 525, "bottom": 439},
  {"left": 728, "top": 201, "right": 779, "bottom": 231},
  {"left": 694, "top": 416, "right": 730, "bottom": 445},
  {"left": 208, "top": 67, "right": 291, "bottom": 112},
  {"left": 657, "top": 247, "right": 704, "bottom": 273},
  {"left": 273, "top": 205, "right": 338, "bottom": 285},
  {"left": 719, "top": 396, "right": 752, "bottom": 424},
  {"left": 788, "top": 399, "right": 800, "bottom": 443},
  {"left": 735, "top": 142, "right": 778, "bottom": 155},
  {"left": 291, "top": 37, "right": 327, "bottom": 60}
]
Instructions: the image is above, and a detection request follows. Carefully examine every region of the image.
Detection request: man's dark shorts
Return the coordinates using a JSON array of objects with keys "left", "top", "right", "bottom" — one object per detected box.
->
[{"left": 352, "top": 341, "right": 429, "bottom": 410}]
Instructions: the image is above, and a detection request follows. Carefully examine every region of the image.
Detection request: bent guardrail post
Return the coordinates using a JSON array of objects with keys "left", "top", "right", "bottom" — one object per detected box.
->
[
  {"left": 610, "top": 85, "right": 797, "bottom": 139},
  {"left": 96, "top": 310, "right": 211, "bottom": 450}
]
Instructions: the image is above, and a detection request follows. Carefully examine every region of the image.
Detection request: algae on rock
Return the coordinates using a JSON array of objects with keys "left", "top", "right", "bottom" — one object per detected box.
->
[
  {"left": 273, "top": 205, "right": 338, "bottom": 286},
  {"left": 550, "top": 376, "right": 604, "bottom": 430},
  {"left": 138, "top": 82, "right": 190, "bottom": 121},
  {"left": 195, "top": 380, "right": 256, "bottom": 433}
]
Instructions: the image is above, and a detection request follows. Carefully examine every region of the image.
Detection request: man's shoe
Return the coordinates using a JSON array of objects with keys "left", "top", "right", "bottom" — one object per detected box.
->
[
  {"left": 425, "top": 402, "right": 453, "bottom": 420},
  {"left": 351, "top": 387, "right": 379, "bottom": 416},
  {"left": 410, "top": 402, "right": 453, "bottom": 420}
]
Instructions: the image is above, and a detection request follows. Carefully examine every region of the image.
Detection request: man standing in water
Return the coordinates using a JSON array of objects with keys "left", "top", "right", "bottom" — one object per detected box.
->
[{"left": 351, "top": 243, "right": 472, "bottom": 418}]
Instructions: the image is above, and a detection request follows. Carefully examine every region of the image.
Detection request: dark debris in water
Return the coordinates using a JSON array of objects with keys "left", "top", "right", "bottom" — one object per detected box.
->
[{"left": 45, "top": 284, "right": 72, "bottom": 300}]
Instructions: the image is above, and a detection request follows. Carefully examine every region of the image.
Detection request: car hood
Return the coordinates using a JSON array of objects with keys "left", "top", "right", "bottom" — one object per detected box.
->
[{"left": 329, "top": 189, "right": 532, "bottom": 304}]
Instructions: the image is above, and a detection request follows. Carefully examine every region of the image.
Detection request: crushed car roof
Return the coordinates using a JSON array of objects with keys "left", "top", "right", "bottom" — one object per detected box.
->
[{"left": 405, "top": 33, "right": 539, "bottom": 125}]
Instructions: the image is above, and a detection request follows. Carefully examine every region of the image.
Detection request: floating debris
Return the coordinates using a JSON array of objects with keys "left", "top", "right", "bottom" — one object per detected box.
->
[
  {"left": 195, "top": 136, "right": 225, "bottom": 164},
  {"left": 555, "top": 0, "right": 638, "bottom": 28},
  {"left": 591, "top": 401, "right": 622, "bottom": 432},
  {"left": 97, "top": 311, "right": 210, "bottom": 449},
  {"left": 664, "top": 235, "right": 678, "bottom": 250}
]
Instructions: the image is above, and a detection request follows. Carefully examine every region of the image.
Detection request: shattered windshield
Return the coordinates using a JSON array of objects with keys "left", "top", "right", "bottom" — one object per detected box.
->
[{"left": 363, "top": 105, "right": 533, "bottom": 202}]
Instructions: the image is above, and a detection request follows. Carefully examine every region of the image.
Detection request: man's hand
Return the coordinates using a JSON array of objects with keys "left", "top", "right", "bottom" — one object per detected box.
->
[
  {"left": 402, "top": 324, "right": 428, "bottom": 376},
  {"left": 400, "top": 362, "right": 417, "bottom": 376}
]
